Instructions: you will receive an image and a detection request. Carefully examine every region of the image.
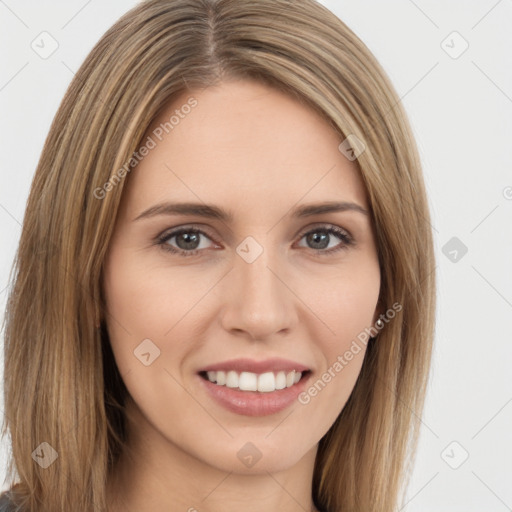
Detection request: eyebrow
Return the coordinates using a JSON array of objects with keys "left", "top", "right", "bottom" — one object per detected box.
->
[{"left": 133, "top": 200, "right": 369, "bottom": 223}]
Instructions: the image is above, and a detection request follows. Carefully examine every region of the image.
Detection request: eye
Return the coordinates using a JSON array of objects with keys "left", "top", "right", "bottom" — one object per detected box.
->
[
  {"left": 156, "top": 227, "right": 219, "bottom": 257},
  {"left": 295, "top": 224, "right": 354, "bottom": 255},
  {"left": 156, "top": 224, "right": 354, "bottom": 257}
]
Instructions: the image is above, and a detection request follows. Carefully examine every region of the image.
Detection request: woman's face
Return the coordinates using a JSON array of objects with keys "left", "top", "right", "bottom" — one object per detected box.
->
[{"left": 103, "top": 79, "right": 381, "bottom": 475}]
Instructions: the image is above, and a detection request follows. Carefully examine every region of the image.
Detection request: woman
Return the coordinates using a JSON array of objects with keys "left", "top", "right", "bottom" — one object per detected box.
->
[{"left": 0, "top": 0, "right": 436, "bottom": 511}]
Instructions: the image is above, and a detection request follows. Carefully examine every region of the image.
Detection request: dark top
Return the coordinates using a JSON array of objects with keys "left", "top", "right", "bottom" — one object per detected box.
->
[
  {"left": 0, "top": 491, "right": 14, "bottom": 512},
  {"left": 0, "top": 489, "right": 329, "bottom": 511}
]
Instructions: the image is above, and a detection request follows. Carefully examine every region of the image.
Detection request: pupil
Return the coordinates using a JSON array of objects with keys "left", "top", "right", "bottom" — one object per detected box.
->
[
  {"left": 308, "top": 231, "right": 328, "bottom": 249},
  {"left": 177, "top": 232, "right": 199, "bottom": 250}
]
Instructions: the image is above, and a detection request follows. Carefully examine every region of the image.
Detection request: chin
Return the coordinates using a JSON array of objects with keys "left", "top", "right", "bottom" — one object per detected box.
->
[{"left": 185, "top": 431, "right": 316, "bottom": 475}]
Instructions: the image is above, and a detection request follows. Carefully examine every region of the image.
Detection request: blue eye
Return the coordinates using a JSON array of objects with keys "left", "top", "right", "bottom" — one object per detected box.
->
[
  {"left": 157, "top": 228, "right": 217, "bottom": 257},
  {"left": 296, "top": 225, "right": 354, "bottom": 255},
  {"left": 156, "top": 224, "right": 354, "bottom": 257}
]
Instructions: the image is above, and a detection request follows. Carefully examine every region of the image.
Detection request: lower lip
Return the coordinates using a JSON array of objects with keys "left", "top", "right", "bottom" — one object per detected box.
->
[{"left": 197, "top": 372, "right": 311, "bottom": 417}]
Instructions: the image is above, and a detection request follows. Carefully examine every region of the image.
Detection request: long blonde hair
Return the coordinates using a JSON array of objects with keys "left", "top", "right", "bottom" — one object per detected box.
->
[{"left": 1, "top": 1, "right": 436, "bottom": 510}]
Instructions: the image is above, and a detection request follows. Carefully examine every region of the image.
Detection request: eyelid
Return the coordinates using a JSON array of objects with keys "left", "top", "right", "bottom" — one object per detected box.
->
[
  {"left": 295, "top": 222, "right": 353, "bottom": 240},
  {"left": 156, "top": 224, "right": 221, "bottom": 249}
]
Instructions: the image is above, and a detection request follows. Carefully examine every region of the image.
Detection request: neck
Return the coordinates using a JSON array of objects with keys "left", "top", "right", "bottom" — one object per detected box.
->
[{"left": 106, "top": 398, "right": 320, "bottom": 512}]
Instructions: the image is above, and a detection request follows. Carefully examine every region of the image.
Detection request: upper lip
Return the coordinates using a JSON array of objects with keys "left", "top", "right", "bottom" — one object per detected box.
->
[{"left": 199, "top": 358, "right": 310, "bottom": 374}]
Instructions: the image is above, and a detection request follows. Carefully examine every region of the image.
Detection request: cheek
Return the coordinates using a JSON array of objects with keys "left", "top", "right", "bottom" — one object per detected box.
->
[
  {"left": 302, "top": 262, "right": 379, "bottom": 413},
  {"left": 315, "top": 261, "right": 380, "bottom": 345},
  {"left": 102, "top": 248, "right": 210, "bottom": 376},
  {"left": 102, "top": 248, "right": 169, "bottom": 370},
  {"left": 103, "top": 249, "right": 183, "bottom": 331}
]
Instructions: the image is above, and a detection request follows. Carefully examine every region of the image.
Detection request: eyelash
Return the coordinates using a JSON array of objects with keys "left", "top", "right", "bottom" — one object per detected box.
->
[{"left": 155, "top": 224, "right": 354, "bottom": 258}]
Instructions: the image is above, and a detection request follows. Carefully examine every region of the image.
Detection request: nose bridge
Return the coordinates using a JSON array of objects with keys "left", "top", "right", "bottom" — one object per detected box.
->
[
  {"left": 221, "top": 240, "right": 296, "bottom": 338},
  {"left": 239, "top": 249, "right": 279, "bottom": 304}
]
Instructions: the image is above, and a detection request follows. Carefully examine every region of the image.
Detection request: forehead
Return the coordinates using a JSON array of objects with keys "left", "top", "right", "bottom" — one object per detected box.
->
[{"left": 121, "top": 79, "right": 368, "bottom": 219}]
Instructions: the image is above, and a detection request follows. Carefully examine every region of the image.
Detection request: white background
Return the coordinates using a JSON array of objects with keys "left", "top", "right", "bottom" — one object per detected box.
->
[{"left": 1, "top": 1, "right": 511, "bottom": 510}]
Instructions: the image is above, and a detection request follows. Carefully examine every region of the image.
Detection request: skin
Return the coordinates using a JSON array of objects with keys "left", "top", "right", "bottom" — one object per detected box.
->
[{"left": 103, "top": 79, "right": 382, "bottom": 512}]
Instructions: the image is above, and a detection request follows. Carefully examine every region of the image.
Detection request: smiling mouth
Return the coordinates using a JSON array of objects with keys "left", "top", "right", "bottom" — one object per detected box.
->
[{"left": 199, "top": 369, "right": 311, "bottom": 393}]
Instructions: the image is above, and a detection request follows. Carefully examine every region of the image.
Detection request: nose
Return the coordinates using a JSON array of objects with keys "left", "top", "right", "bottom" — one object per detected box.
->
[{"left": 219, "top": 247, "right": 298, "bottom": 341}]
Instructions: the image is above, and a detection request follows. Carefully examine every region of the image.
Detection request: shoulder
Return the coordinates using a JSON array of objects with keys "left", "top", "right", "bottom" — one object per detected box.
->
[{"left": 0, "top": 491, "right": 15, "bottom": 512}]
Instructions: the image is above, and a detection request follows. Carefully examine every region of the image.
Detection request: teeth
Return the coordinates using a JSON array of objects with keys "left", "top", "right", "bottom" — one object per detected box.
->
[
  {"left": 226, "top": 370, "right": 238, "bottom": 388},
  {"left": 257, "top": 372, "right": 275, "bottom": 392},
  {"left": 239, "top": 371, "right": 258, "bottom": 391},
  {"left": 204, "top": 370, "right": 303, "bottom": 392},
  {"left": 275, "top": 371, "right": 286, "bottom": 390}
]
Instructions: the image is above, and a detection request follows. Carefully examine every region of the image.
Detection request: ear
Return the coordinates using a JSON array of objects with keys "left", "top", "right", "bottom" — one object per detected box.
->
[
  {"left": 94, "top": 306, "right": 103, "bottom": 330},
  {"left": 371, "top": 298, "right": 385, "bottom": 327}
]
